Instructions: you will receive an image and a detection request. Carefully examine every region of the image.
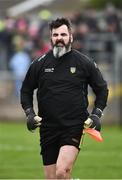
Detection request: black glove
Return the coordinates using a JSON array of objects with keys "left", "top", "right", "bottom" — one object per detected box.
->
[
  {"left": 88, "top": 114, "right": 101, "bottom": 131},
  {"left": 84, "top": 108, "right": 102, "bottom": 132},
  {"left": 25, "top": 108, "right": 42, "bottom": 131}
]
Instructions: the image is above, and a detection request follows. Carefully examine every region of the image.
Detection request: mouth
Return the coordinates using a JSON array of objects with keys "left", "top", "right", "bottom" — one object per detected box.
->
[
  {"left": 56, "top": 43, "right": 64, "bottom": 47},
  {"left": 55, "top": 40, "right": 65, "bottom": 47}
]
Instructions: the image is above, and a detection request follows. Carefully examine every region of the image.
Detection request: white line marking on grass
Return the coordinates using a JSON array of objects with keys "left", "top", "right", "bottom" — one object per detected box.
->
[
  {"left": 79, "top": 151, "right": 122, "bottom": 157},
  {"left": 0, "top": 144, "right": 36, "bottom": 151}
]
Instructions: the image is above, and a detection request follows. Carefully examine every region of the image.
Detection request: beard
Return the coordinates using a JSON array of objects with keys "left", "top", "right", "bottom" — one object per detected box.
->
[
  {"left": 52, "top": 39, "right": 71, "bottom": 58},
  {"left": 53, "top": 46, "right": 67, "bottom": 58}
]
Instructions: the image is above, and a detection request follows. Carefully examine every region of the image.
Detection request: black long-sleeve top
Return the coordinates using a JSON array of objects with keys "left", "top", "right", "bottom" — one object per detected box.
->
[{"left": 21, "top": 49, "right": 108, "bottom": 127}]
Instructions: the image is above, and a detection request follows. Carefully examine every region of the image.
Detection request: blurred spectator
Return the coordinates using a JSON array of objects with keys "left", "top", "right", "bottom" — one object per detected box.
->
[
  {"left": 105, "top": 3, "right": 121, "bottom": 34},
  {"left": 85, "top": 8, "right": 100, "bottom": 33},
  {"left": 73, "top": 23, "right": 89, "bottom": 54},
  {"left": 0, "top": 17, "right": 15, "bottom": 68},
  {"left": 15, "top": 17, "right": 28, "bottom": 34},
  {"left": 0, "top": 18, "right": 7, "bottom": 70},
  {"left": 9, "top": 36, "right": 31, "bottom": 97},
  {"left": 28, "top": 19, "right": 40, "bottom": 39},
  {"left": 32, "top": 36, "right": 50, "bottom": 58},
  {"left": 104, "top": 4, "right": 120, "bottom": 63}
]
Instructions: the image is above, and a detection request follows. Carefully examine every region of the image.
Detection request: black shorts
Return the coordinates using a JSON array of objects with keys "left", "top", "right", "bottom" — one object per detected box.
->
[{"left": 39, "top": 124, "right": 84, "bottom": 165}]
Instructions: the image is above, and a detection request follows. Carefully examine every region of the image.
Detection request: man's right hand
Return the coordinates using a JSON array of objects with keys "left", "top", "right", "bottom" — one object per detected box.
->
[
  {"left": 27, "top": 115, "right": 42, "bottom": 131},
  {"left": 25, "top": 108, "right": 42, "bottom": 132}
]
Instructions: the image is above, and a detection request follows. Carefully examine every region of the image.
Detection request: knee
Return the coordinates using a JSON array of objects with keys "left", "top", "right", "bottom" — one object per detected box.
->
[
  {"left": 56, "top": 166, "right": 70, "bottom": 179},
  {"left": 56, "top": 166, "right": 65, "bottom": 178},
  {"left": 56, "top": 168, "right": 65, "bottom": 178}
]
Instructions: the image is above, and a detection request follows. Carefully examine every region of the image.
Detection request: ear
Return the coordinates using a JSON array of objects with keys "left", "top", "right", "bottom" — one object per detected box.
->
[
  {"left": 50, "top": 30, "right": 52, "bottom": 36},
  {"left": 71, "top": 34, "right": 73, "bottom": 43}
]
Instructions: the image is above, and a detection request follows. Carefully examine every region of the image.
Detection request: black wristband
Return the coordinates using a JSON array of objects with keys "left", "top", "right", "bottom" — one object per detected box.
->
[
  {"left": 91, "top": 108, "right": 103, "bottom": 118},
  {"left": 25, "top": 108, "right": 35, "bottom": 117}
]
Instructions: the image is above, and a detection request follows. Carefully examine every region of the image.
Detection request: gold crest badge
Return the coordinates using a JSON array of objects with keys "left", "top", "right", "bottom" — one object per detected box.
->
[{"left": 70, "top": 67, "right": 76, "bottom": 73}]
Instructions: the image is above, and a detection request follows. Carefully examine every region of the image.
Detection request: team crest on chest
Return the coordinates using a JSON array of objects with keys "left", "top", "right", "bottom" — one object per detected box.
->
[{"left": 70, "top": 67, "right": 76, "bottom": 74}]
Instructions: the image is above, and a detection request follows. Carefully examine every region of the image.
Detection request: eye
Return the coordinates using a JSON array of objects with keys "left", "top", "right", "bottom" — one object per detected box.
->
[
  {"left": 52, "top": 33, "right": 58, "bottom": 37},
  {"left": 61, "top": 33, "right": 68, "bottom": 37}
]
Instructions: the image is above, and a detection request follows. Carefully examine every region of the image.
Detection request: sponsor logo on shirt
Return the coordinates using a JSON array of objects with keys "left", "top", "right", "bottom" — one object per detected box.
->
[
  {"left": 70, "top": 67, "right": 76, "bottom": 74},
  {"left": 44, "top": 68, "right": 54, "bottom": 72}
]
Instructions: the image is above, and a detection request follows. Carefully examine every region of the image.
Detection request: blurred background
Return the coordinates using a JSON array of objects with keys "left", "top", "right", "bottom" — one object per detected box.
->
[{"left": 0, "top": 0, "right": 122, "bottom": 179}]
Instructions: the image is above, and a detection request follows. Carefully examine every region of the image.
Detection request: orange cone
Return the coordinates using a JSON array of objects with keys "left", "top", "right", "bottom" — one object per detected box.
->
[{"left": 83, "top": 128, "right": 103, "bottom": 142}]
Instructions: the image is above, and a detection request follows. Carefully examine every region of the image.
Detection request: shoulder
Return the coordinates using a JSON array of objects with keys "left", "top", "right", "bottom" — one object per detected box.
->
[
  {"left": 32, "top": 50, "right": 51, "bottom": 64},
  {"left": 30, "top": 50, "right": 52, "bottom": 67},
  {"left": 71, "top": 49, "right": 99, "bottom": 72},
  {"left": 72, "top": 49, "right": 94, "bottom": 65}
]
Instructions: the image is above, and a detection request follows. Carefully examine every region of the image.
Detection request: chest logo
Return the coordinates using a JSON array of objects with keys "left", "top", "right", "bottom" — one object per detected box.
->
[
  {"left": 44, "top": 68, "right": 54, "bottom": 72},
  {"left": 70, "top": 67, "right": 76, "bottom": 74}
]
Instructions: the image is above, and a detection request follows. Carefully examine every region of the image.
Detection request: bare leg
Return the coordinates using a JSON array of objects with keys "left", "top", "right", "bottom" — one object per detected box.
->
[
  {"left": 56, "top": 145, "right": 79, "bottom": 179},
  {"left": 43, "top": 164, "right": 56, "bottom": 179}
]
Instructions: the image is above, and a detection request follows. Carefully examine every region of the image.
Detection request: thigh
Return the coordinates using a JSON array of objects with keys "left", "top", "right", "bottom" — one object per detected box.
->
[
  {"left": 56, "top": 125, "right": 83, "bottom": 169},
  {"left": 56, "top": 145, "right": 79, "bottom": 170}
]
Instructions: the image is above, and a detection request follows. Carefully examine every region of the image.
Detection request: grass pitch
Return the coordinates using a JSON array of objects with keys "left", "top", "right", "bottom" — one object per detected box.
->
[{"left": 0, "top": 121, "right": 122, "bottom": 179}]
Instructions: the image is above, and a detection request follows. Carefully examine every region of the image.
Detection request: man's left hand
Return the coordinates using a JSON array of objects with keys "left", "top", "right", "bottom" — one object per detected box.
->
[{"left": 84, "top": 114, "right": 101, "bottom": 131}]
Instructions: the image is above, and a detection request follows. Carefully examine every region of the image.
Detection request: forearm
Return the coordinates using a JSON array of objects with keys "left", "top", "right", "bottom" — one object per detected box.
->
[
  {"left": 93, "top": 86, "right": 109, "bottom": 111},
  {"left": 20, "top": 87, "right": 34, "bottom": 111}
]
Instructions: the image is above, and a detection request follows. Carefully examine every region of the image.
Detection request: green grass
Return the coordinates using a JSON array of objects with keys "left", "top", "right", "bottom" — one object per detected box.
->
[{"left": 0, "top": 121, "right": 122, "bottom": 179}]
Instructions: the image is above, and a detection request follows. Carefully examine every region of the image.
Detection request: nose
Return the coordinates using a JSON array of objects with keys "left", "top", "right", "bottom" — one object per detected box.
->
[{"left": 57, "top": 34, "right": 62, "bottom": 40}]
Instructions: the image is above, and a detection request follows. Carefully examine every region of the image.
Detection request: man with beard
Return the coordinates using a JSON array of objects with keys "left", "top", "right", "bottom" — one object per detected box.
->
[{"left": 20, "top": 18, "right": 108, "bottom": 179}]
